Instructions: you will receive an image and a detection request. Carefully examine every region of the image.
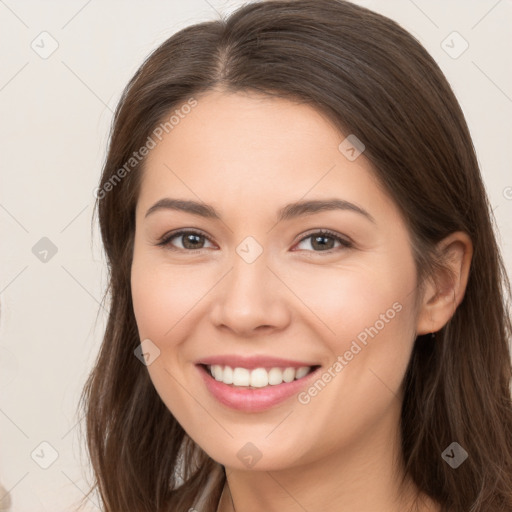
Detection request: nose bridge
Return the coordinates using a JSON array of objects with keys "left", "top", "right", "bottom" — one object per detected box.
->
[
  {"left": 226, "top": 240, "right": 272, "bottom": 309},
  {"left": 210, "top": 237, "right": 289, "bottom": 333}
]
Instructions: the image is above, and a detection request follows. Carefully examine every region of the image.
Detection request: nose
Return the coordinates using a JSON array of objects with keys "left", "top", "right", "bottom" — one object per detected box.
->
[{"left": 209, "top": 248, "right": 291, "bottom": 337}]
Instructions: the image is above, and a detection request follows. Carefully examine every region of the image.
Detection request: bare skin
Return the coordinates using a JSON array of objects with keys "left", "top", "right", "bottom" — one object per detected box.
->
[{"left": 130, "top": 89, "right": 472, "bottom": 512}]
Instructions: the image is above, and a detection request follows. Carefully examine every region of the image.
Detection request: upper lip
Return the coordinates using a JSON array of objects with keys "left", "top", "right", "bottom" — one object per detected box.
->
[{"left": 196, "top": 355, "right": 320, "bottom": 369}]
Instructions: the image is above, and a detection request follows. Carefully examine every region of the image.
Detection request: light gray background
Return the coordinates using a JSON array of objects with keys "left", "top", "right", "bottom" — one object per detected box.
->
[{"left": 0, "top": 0, "right": 511, "bottom": 510}]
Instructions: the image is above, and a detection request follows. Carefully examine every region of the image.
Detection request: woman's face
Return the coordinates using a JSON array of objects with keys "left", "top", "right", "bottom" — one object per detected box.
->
[{"left": 131, "top": 90, "right": 422, "bottom": 470}]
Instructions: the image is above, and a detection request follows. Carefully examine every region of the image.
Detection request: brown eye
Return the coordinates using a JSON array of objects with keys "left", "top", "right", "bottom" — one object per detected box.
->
[
  {"left": 157, "top": 230, "right": 215, "bottom": 251},
  {"left": 294, "top": 230, "right": 353, "bottom": 252}
]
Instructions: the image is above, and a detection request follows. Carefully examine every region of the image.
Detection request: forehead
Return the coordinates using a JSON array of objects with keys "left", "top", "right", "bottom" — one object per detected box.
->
[
  {"left": 137, "top": 90, "right": 396, "bottom": 223},
  {"left": 145, "top": 90, "right": 343, "bottom": 169}
]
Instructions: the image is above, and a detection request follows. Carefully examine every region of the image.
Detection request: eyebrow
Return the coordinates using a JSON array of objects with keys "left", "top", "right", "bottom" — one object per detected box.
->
[{"left": 144, "top": 197, "right": 375, "bottom": 224}]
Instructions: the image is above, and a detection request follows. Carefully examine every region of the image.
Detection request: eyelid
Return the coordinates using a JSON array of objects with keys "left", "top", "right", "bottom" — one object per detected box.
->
[
  {"left": 156, "top": 228, "right": 354, "bottom": 252},
  {"left": 156, "top": 228, "right": 215, "bottom": 249},
  {"left": 293, "top": 228, "right": 353, "bottom": 251}
]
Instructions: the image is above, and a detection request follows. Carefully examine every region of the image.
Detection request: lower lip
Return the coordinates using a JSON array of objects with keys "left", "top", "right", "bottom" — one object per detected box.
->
[{"left": 196, "top": 364, "right": 321, "bottom": 412}]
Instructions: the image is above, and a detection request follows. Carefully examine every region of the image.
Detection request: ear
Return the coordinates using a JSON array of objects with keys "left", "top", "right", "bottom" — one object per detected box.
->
[{"left": 416, "top": 231, "right": 473, "bottom": 335}]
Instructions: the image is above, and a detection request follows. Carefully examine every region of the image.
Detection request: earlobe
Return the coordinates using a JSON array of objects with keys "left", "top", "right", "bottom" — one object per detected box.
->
[{"left": 415, "top": 231, "right": 473, "bottom": 336}]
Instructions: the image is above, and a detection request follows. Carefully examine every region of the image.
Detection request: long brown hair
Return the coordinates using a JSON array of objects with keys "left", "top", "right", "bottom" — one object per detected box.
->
[{"left": 79, "top": 1, "right": 512, "bottom": 510}]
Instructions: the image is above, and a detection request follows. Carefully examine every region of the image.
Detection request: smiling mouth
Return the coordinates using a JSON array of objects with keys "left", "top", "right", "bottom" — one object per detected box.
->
[{"left": 199, "top": 363, "right": 321, "bottom": 389}]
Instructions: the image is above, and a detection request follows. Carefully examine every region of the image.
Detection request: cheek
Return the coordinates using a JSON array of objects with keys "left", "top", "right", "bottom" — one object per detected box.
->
[
  {"left": 131, "top": 270, "right": 166, "bottom": 340},
  {"left": 283, "top": 259, "right": 414, "bottom": 343},
  {"left": 130, "top": 257, "right": 207, "bottom": 418},
  {"left": 289, "top": 268, "right": 417, "bottom": 450},
  {"left": 130, "top": 255, "right": 212, "bottom": 342},
  {"left": 282, "top": 257, "right": 418, "bottom": 399}
]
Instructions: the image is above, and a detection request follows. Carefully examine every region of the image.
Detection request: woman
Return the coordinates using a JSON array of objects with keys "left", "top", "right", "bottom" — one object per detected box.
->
[{"left": 80, "top": 1, "right": 512, "bottom": 511}]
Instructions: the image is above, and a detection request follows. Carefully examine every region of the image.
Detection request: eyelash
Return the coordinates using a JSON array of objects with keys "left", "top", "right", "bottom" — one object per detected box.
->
[{"left": 155, "top": 228, "right": 353, "bottom": 254}]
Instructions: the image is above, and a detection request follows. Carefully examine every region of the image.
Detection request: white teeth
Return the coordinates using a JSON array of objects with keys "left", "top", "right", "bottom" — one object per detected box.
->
[
  {"left": 223, "top": 365, "right": 233, "bottom": 384},
  {"left": 207, "top": 365, "right": 314, "bottom": 387},
  {"left": 268, "top": 367, "right": 284, "bottom": 385},
  {"left": 295, "top": 366, "right": 310, "bottom": 379},
  {"left": 250, "top": 368, "right": 268, "bottom": 388},
  {"left": 232, "top": 367, "right": 250, "bottom": 386},
  {"left": 212, "top": 365, "right": 223, "bottom": 381},
  {"left": 282, "top": 367, "right": 295, "bottom": 383}
]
